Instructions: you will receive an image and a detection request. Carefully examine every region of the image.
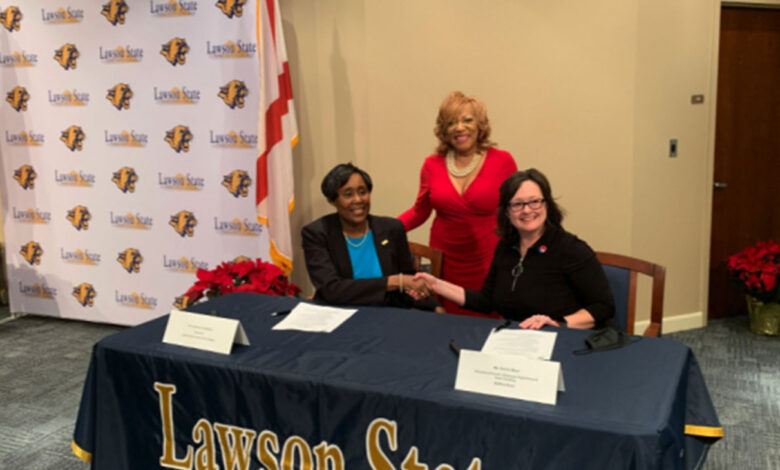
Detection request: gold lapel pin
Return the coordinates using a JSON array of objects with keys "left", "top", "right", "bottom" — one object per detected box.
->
[{"left": 381, "top": 239, "right": 389, "bottom": 246}]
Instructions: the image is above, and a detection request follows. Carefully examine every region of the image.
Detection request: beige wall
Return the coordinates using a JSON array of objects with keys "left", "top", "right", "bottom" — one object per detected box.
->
[{"left": 281, "top": 0, "right": 723, "bottom": 329}]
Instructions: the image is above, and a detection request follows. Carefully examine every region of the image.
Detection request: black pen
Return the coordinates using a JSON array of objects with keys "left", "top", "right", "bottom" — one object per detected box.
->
[
  {"left": 493, "top": 319, "right": 511, "bottom": 332},
  {"left": 271, "top": 309, "right": 291, "bottom": 317},
  {"left": 449, "top": 339, "right": 460, "bottom": 357}
]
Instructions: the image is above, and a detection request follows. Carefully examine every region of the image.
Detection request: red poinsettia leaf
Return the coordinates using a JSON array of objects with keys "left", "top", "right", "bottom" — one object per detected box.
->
[
  {"left": 196, "top": 268, "right": 216, "bottom": 283},
  {"left": 761, "top": 272, "right": 777, "bottom": 292}
]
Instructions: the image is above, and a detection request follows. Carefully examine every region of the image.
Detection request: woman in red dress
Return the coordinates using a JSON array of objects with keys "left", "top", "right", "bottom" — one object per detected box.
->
[{"left": 399, "top": 91, "right": 517, "bottom": 315}]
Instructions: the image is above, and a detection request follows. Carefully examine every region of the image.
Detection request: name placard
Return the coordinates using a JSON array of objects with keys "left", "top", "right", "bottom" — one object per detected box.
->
[
  {"left": 162, "top": 309, "right": 250, "bottom": 355},
  {"left": 454, "top": 349, "right": 563, "bottom": 405}
]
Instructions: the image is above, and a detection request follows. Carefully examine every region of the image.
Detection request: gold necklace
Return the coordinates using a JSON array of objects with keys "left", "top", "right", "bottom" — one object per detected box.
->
[
  {"left": 343, "top": 226, "right": 370, "bottom": 248},
  {"left": 446, "top": 150, "right": 483, "bottom": 177}
]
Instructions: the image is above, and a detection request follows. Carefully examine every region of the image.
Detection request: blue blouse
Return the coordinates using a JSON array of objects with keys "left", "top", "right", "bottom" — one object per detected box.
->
[{"left": 346, "top": 230, "right": 383, "bottom": 279}]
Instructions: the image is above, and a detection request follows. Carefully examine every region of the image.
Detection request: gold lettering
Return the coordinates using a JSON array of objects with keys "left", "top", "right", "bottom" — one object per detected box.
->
[
  {"left": 366, "top": 418, "right": 397, "bottom": 470},
  {"left": 466, "top": 458, "right": 482, "bottom": 470},
  {"left": 313, "top": 441, "right": 345, "bottom": 470},
  {"left": 214, "top": 423, "right": 257, "bottom": 470},
  {"left": 401, "top": 447, "right": 428, "bottom": 470},
  {"left": 154, "top": 382, "right": 193, "bottom": 469},
  {"left": 257, "top": 430, "right": 280, "bottom": 470},
  {"left": 192, "top": 419, "right": 217, "bottom": 470},
  {"left": 281, "top": 436, "right": 313, "bottom": 470}
]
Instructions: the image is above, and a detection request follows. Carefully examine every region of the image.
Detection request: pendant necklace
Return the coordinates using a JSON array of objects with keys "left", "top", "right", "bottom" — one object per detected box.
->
[
  {"left": 511, "top": 253, "right": 525, "bottom": 291},
  {"left": 446, "top": 150, "right": 483, "bottom": 178}
]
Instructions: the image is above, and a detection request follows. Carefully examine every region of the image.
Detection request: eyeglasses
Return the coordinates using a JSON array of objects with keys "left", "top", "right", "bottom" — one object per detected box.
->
[{"left": 508, "top": 198, "right": 545, "bottom": 212}]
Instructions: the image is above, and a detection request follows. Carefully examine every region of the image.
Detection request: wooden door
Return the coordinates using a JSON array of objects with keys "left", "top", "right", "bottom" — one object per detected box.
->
[{"left": 708, "top": 7, "right": 780, "bottom": 319}]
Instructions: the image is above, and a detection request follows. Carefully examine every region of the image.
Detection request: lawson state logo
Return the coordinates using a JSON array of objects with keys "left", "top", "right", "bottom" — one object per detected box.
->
[
  {"left": 169, "top": 210, "right": 197, "bottom": 237},
  {"left": 101, "top": 0, "right": 128, "bottom": 25},
  {"left": 14, "top": 164, "right": 37, "bottom": 189},
  {"left": 151, "top": 1, "right": 197, "bottom": 16},
  {"left": 0, "top": 6, "right": 22, "bottom": 32},
  {"left": 222, "top": 170, "right": 251, "bottom": 198},
  {"left": 164, "top": 125, "right": 193, "bottom": 153},
  {"left": 54, "top": 43, "right": 79, "bottom": 70},
  {"left": 107, "top": 83, "right": 133, "bottom": 110},
  {"left": 20, "top": 241, "right": 43, "bottom": 265},
  {"left": 61, "top": 125, "right": 85, "bottom": 151},
  {"left": 163, "top": 255, "right": 208, "bottom": 273},
  {"left": 0, "top": 50, "right": 37, "bottom": 67},
  {"left": 216, "top": 0, "right": 245, "bottom": 18},
  {"left": 117, "top": 248, "right": 142, "bottom": 273},
  {"left": 112, "top": 166, "right": 138, "bottom": 193},
  {"left": 41, "top": 7, "right": 84, "bottom": 24},
  {"left": 73, "top": 282, "right": 96, "bottom": 307},
  {"left": 6, "top": 86, "right": 29, "bottom": 111},
  {"left": 160, "top": 38, "right": 189, "bottom": 66},
  {"left": 66, "top": 205, "right": 91, "bottom": 231},
  {"left": 218, "top": 80, "right": 247, "bottom": 109}
]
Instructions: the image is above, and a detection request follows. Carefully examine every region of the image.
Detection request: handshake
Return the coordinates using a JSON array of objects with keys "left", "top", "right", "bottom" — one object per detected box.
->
[{"left": 399, "top": 272, "right": 440, "bottom": 301}]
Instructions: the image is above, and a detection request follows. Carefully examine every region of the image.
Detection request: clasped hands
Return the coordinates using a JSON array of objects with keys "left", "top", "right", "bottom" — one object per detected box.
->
[{"left": 403, "top": 275, "right": 433, "bottom": 299}]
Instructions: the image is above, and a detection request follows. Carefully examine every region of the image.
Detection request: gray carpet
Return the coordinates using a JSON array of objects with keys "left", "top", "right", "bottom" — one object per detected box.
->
[
  {"left": 0, "top": 310, "right": 122, "bottom": 469},
  {"left": 0, "top": 309, "right": 776, "bottom": 469},
  {"left": 665, "top": 316, "right": 780, "bottom": 470}
]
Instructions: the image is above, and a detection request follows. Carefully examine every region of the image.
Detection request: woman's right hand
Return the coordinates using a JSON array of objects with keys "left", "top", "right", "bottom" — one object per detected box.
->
[
  {"left": 413, "top": 272, "right": 465, "bottom": 307},
  {"left": 413, "top": 272, "right": 438, "bottom": 293}
]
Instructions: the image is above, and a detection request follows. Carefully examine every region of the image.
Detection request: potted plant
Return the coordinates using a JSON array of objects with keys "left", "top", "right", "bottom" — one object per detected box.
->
[
  {"left": 176, "top": 258, "right": 301, "bottom": 309},
  {"left": 726, "top": 240, "right": 780, "bottom": 335}
]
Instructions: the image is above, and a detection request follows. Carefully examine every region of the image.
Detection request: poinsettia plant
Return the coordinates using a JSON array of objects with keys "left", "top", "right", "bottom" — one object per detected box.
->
[
  {"left": 726, "top": 240, "right": 780, "bottom": 303},
  {"left": 177, "top": 258, "right": 300, "bottom": 308}
]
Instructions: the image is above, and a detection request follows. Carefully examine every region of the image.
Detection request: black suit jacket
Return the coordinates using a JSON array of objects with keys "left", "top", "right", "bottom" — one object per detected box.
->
[{"left": 302, "top": 213, "right": 435, "bottom": 309}]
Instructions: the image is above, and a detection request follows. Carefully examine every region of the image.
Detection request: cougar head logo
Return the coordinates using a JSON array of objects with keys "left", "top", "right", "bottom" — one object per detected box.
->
[
  {"left": 54, "top": 43, "right": 79, "bottom": 70},
  {"left": 20, "top": 241, "right": 43, "bottom": 265},
  {"left": 106, "top": 83, "right": 132, "bottom": 110},
  {"left": 111, "top": 167, "right": 138, "bottom": 193},
  {"left": 60, "top": 125, "right": 86, "bottom": 151},
  {"left": 160, "top": 37, "right": 189, "bottom": 66},
  {"left": 101, "top": 0, "right": 128, "bottom": 25},
  {"left": 72, "top": 283, "right": 96, "bottom": 307},
  {"left": 14, "top": 164, "right": 37, "bottom": 189},
  {"left": 215, "top": 0, "right": 245, "bottom": 18},
  {"left": 222, "top": 170, "right": 251, "bottom": 198},
  {"left": 173, "top": 295, "right": 190, "bottom": 309},
  {"left": 66, "top": 205, "right": 91, "bottom": 231},
  {"left": 6, "top": 86, "right": 29, "bottom": 111},
  {"left": 117, "top": 248, "right": 143, "bottom": 273},
  {"left": 218, "top": 80, "right": 248, "bottom": 109},
  {"left": 164, "top": 125, "right": 193, "bottom": 153},
  {"left": 0, "top": 6, "right": 22, "bottom": 32},
  {"left": 169, "top": 211, "right": 197, "bottom": 237}
]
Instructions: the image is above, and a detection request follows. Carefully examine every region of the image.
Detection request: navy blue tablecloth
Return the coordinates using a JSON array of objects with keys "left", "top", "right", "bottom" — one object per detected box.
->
[{"left": 72, "top": 293, "right": 721, "bottom": 469}]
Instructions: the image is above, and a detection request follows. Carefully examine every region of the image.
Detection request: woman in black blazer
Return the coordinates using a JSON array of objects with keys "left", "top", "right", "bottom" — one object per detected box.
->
[{"left": 302, "top": 163, "right": 437, "bottom": 309}]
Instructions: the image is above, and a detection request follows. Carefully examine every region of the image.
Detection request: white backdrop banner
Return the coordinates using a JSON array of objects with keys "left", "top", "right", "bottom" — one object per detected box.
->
[{"left": 0, "top": 0, "right": 272, "bottom": 325}]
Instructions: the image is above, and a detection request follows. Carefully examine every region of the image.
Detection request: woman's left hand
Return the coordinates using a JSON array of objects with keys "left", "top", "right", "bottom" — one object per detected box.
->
[{"left": 519, "top": 314, "right": 559, "bottom": 330}]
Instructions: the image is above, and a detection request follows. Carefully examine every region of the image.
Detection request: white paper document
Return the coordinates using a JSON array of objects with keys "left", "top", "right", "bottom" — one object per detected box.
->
[
  {"left": 162, "top": 309, "right": 250, "bottom": 355},
  {"left": 271, "top": 303, "right": 357, "bottom": 332},
  {"left": 454, "top": 349, "right": 564, "bottom": 405},
  {"left": 481, "top": 329, "right": 557, "bottom": 360}
]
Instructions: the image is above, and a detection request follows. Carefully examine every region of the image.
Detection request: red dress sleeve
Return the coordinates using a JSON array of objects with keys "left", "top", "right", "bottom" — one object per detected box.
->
[{"left": 398, "top": 156, "right": 435, "bottom": 231}]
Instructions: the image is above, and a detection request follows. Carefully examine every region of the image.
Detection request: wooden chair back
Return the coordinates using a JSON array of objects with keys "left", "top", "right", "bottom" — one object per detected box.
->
[
  {"left": 408, "top": 242, "right": 443, "bottom": 278},
  {"left": 596, "top": 251, "right": 666, "bottom": 337}
]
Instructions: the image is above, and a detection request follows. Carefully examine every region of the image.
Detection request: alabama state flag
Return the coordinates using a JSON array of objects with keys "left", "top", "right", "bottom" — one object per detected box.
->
[{"left": 256, "top": 0, "right": 298, "bottom": 275}]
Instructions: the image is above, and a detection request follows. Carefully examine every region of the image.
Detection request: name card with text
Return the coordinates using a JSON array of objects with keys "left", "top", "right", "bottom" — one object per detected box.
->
[
  {"left": 162, "top": 309, "right": 250, "bottom": 355},
  {"left": 454, "top": 349, "right": 564, "bottom": 405}
]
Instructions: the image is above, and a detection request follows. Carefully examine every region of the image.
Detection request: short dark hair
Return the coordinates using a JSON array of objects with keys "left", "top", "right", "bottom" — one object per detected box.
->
[
  {"left": 496, "top": 168, "right": 564, "bottom": 244},
  {"left": 320, "top": 163, "right": 373, "bottom": 202}
]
